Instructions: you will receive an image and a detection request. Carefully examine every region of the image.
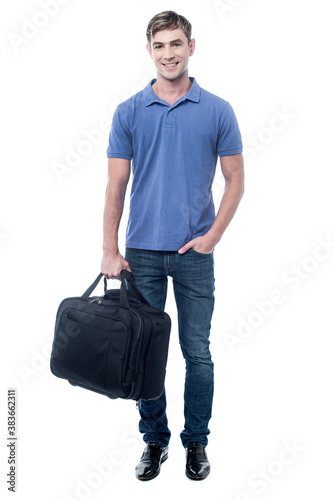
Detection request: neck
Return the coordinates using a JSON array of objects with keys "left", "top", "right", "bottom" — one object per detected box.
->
[{"left": 152, "top": 72, "right": 192, "bottom": 104}]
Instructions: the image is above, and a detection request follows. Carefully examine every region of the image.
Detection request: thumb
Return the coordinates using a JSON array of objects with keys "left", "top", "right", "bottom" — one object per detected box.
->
[
  {"left": 178, "top": 243, "right": 192, "bottom": 254},
  {"left": 124, "top": 261, "right": 132, "bottom": 272}
]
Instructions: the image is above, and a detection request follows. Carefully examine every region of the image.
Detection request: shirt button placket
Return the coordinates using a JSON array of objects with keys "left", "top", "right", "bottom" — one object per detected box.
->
[{"left": 165, "top": 107, "right": 175, "bottom": 128}]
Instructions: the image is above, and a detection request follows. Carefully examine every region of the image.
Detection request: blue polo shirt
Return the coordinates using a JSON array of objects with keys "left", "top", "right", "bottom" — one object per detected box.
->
[{"left": 106, "top": 77, "right": 242, "bottom": 251}]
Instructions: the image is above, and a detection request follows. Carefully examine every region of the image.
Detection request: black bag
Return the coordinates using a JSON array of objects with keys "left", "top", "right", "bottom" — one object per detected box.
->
[{"left": 50, "top": 270, "right": 171, "bottom": 402}]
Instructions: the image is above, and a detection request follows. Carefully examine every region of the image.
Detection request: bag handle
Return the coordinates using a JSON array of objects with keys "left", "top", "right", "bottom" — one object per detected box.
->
[
  {"left": 81, "top": 273, "right": 103, "bottom": 299},
  {"left": 81, "top": 270, "right": 150, "bottom": 308}
]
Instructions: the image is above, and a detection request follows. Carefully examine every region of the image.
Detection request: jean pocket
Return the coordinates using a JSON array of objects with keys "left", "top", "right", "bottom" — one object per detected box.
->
[{"left": 189, "top": 248, "right": 214, "bottom": 256}]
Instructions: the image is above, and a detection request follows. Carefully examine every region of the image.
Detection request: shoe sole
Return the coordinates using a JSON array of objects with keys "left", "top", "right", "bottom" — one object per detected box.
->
[{"left": 136, "top": 453, "right": 168, "bottom": 481}]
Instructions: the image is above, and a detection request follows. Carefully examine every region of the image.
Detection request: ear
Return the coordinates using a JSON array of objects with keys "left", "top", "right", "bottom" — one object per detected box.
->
[
  {"left": 146, "top": 43, "right": 152, "bottom": 58},
  {"left": 189, "top": 38, "right": 196, "bottom": 57}
]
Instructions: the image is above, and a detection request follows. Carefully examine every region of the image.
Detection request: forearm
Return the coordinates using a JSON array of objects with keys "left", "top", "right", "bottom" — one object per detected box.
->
[
  {"left": 102, "top": 185, "right": 126, "bottom": 255},
  {"left": 102, "top": 158, "right": 130, "bottom": 255},
  {"left": 207, "top": 178, "right": 244, "bottom": 245},
  {"left": 206, "top": 155, "right": 244, "bottom": 246}
]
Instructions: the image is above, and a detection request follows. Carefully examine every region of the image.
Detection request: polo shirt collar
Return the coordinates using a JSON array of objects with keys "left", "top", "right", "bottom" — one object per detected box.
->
[{"left": 144, "top": 77, "right": 201, "bottom": 107}]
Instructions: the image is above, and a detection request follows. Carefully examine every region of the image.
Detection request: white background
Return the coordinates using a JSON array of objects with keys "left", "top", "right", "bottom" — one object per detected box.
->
[{"left": 1, "top": 0, "right": 332, "bottom": 499}]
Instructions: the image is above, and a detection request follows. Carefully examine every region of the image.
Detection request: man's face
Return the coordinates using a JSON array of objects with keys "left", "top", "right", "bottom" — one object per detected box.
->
[{"left": 147, "top": 28, "right": 195, "bottom": 82}]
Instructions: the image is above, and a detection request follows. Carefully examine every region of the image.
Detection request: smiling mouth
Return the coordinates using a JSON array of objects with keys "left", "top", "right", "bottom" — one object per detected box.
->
[{"left": 163, "top": 62, "right": 179, "bottom": 68}]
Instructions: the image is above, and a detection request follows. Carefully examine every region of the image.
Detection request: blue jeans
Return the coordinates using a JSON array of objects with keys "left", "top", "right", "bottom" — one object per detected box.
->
[{"left": 125, "top": 247, "right": 215, "bottom": 448}]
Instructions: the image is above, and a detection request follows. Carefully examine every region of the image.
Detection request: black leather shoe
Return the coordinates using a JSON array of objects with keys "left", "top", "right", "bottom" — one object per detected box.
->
[
  {"left": 185, "top": 442, "right": 210, "bottom": 480},
  {"left": 135, "top": 442, "right": 168, "bottom": 481}
]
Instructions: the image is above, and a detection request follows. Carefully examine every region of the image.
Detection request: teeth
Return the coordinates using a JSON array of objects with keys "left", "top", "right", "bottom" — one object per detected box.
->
[{"left": 165, "top": 63, "right": 177, "bottom": 67}]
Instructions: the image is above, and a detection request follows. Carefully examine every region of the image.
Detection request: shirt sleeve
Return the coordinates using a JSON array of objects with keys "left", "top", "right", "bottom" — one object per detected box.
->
[
  {"left": 106, "top": 105, "right": 133, "bottom": 159},
  {"left": 217, "top": 103, "right": 243, "bottom": 157}
]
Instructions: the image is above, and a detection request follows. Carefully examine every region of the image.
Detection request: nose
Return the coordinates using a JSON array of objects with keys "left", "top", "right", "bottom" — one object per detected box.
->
[{"left": 164, "top": 45, "right": 175, "bottom": 60}]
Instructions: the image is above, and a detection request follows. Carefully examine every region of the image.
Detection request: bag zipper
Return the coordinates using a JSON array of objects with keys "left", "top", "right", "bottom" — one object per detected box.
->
[
  {"left": 89, "top": 297, "right": 102, "bottom": 304},
  {"left": 63, "top": 307, "right": 130, "bottom": 328}
]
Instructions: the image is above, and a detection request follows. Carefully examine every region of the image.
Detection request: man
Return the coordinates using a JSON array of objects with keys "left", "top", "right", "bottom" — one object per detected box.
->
[{"left": 101, "top": 11, "right": 244, "bottom": 481}]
